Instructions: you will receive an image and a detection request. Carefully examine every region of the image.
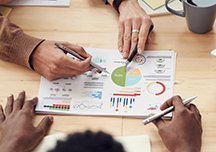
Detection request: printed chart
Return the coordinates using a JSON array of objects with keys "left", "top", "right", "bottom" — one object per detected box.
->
[
  {"left": 147, "top": 81, "right": 166, "bottom": 96},
  {"left": 37, "top": 48, "right": 176, "bottom": 117},
  {"left": 112, "top": 66, "right": 142, "bottom": 87},
  {"left": 109, "top": 88, "right": 141, "bottom": 112}
]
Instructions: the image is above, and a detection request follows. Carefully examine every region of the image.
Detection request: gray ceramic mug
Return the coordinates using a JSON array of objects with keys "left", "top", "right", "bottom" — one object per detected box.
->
[{"left": 165, "top": 0, "right": 216, "bottom": 34}]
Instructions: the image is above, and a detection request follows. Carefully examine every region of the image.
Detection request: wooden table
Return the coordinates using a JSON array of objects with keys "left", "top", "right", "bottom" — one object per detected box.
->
[{"left": 0, "top": 0, "right": 216, "bottom": 151}]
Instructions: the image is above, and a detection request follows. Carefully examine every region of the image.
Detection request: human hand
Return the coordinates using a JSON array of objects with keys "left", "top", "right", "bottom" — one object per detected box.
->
[
  {"left": 153, "top": 96, "right": 202, "bottom": 152},
  {"left": 31, "top": 40, "right": 92, "bottom": 80},
  {"left": 118, "top": 0, "right": 153, "bottom": 58},
  {"left": 0, "top": 0, "right": 13, "bottom": 4},
  {"left": 0, "top": 91, "right": 53, "bottom": 152}
]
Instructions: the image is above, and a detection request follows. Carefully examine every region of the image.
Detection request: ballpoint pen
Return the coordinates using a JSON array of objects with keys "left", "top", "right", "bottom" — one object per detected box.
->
[
  {"left": 125, "top": 25, "right": 154, "bottom": 67},
  {"left": 142, "top": 96, "right": 197, "bottom": 125},
  {"left": 55, "top": 43, "right": 110, "bottom": 74},
  {"left": 125, "top": 45, "right": 138, "bottom": 67}
]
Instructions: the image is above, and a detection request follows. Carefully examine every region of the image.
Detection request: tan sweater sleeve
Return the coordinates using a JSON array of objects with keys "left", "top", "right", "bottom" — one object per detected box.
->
[{"left": 0, "top": 15, "right": 44, "bottom": 69}]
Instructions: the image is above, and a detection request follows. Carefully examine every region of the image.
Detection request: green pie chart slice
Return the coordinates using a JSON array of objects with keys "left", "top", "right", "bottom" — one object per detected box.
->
[{"left": 111, "top": 66, "right": 127, "bottom": 87}]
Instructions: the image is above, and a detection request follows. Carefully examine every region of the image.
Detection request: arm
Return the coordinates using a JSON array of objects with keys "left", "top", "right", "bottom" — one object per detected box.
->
[
  {"left": 0, "top": 15, "right": 44, "bottom": 68},
  {"left": 0, "top": 91, "right": 53, "bottom": 152},
  {"left": 104, "top": 0, "right": 153, "bottom": 58},
  {"left": 153, "top": 96, "right": 202, "bottom": 152},
  {"left": 0, "top": 0, "right": 13, "bottom": 4},
  {"left": 0, "top": 14, "right": 92, "bottom": 80}
]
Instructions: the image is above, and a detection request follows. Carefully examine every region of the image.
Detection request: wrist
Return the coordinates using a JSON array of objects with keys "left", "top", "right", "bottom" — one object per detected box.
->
[
  {"left": 118, "top": 0, "right": 138, "bottom": 13},
  {"left": 174, "top": 146, "right": 200, "bottom": 152}
]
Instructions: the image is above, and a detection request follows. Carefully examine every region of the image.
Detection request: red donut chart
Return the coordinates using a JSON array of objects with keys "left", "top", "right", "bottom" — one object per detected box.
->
[{"left": 147, "top": 81, "right": 166, "bottom": 96}]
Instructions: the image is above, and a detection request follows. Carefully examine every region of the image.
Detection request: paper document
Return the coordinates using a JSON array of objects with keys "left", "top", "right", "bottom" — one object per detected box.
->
[
  {"left": 6, "top": 0, "right": 70, "bottom": 7},
  {"left": 37, "top": 48, "right": 176, "bottom": 117},
  {"left": 139, "top": 0, "right": 182, "bottom": 16},
  {"left": 33, "top": 134, "right": 151, "bottom": 152},
  {"left": 143, "top": 0, "right": 168, "bottom": 10}
]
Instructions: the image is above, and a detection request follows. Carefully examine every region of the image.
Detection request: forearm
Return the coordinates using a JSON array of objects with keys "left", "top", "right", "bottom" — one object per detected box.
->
[
  {"left": 106, "top": 0, "right": 137, "bottom": 6},
  {"left": 0, "top": 15, "right": 44, "bottom": 69}
]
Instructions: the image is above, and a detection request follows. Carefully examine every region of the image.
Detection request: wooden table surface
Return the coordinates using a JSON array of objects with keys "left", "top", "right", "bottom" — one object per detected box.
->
[{"left": 0, "top": 0, "right": 216, "bottom": 151}]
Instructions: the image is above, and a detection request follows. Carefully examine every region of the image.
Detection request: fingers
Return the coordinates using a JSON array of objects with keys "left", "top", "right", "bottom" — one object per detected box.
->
[
  {"left": 64, "top": 55, "right": 92, "bottom": 72},
  {"left": 131, "top": 21, "right": 140, "bottom": 53},
  {"left": 118, "top": 21, "right": 124, "bottom": 53},
  {"left": 137, "top": 24, "right": 153, "bottom": 54},
  {"left": 5, "top": 94, "right": 14, "bottom": 116},
  {"left": 160, "top": 95, "right": 183, "bottom": 110},
  {"left": 37, "top": 116, "right": 53, "bottom": 136},
  {"left": 63, "top": 42, "right": 90, "bottom": 58},
  {"left": 122, "top": 20, "right": 132, "bottom": 58},
  {"left": 152, "top": 118, "right": 165, "bottom": 129},
  {"left": 23, "top": 97, "right": 38, "bottom": 116},
  {"left": 188, "top": 104, "right": 202, "bottom": 122},
  {"left": 0, "top": 105, "right": 5, "bottom": 123},
  {"left": 13, "top": 91, "right": 25, "bottom": 111}
]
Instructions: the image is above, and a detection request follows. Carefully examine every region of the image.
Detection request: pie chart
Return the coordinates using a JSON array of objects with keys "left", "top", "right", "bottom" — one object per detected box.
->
[
  {"left": 111, "top": 66, "right": 142, "bottom": 87},
  {"left": 147, "top": 81, "right": 166, "bottom": 96}
]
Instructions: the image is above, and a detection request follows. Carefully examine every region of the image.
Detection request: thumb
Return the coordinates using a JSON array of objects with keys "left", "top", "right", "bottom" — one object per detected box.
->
[{"left": 37, "top": 115, "right": 53, "bottom": 136}]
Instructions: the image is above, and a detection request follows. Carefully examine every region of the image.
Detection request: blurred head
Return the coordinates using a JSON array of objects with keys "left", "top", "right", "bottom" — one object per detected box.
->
[{"left": 49, "top": 130, "right": 126, "bottom": 152}]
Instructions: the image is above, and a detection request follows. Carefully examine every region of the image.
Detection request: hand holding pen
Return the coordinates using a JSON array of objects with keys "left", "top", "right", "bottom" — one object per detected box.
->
[
  {"left": 31, "top": 41, "right": 92, "bottom": 80},
  {"left": 55, "top": 43, "right": 109, "bottom": 74},
  {"left": 151, "top": 96, "right": 202, "bottom": 152}
]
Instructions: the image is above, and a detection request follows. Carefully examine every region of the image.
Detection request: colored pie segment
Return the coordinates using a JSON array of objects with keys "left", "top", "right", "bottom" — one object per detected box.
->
[
  {"left": 111, "top": 66, "right": 142, "bottom": 87},
  {"left": 147, "top": 81, "right": 166, "bottom": 96}
]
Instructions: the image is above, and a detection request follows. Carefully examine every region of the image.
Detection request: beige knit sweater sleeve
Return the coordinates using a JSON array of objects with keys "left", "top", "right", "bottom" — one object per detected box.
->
[{"left": 0, "top": 14, "right": 44, "bottom": 69}]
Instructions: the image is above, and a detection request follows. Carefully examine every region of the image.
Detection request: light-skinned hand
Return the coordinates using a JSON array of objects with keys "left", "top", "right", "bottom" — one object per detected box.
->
[
  {"left": 118, "top": 0, "right": 153, "bottom": 58},
  {"left": 153, "top": 96, "right": 202, "bottom": 152},
  {"left": 31, "top": 40, "right": 92, "bottom": 80},
  {"left": 0, "top": 0, "right": 13, "bottom": 4},
  {"left": 0, "top": 91, "right": 53, "bottom": 152}
]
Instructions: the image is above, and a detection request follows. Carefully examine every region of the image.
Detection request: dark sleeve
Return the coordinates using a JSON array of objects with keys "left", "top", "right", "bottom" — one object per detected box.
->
[{"left": 0, "top": 14, "right": 44, "bottom": 69}]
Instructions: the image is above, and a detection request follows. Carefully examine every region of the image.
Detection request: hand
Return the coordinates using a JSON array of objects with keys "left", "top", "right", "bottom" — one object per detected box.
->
[
  {"left": 31, "top": 40, "right": 92, "bottom": 80},
  {"left": 118, "top": 0, "right": 153, "bottom": 58},
  {"left": 0, "top": 91, "right": 53, "bottom": 152},
  {"left": 153, "top": 96, "right": 202, "bottom": 152},
  {"left": 0, "top": 0, "right": 13, "bottom": 4}
]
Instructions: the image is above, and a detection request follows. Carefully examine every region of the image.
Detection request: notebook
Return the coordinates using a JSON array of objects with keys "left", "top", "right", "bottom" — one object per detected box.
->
[{"left": 139, "top": 0, "right": 183, "bottom": 16}]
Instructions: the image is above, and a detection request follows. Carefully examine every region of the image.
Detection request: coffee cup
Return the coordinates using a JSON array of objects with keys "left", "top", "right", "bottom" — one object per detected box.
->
[{"left": 165, "top": 0, "right": 216, "bottom": 34}]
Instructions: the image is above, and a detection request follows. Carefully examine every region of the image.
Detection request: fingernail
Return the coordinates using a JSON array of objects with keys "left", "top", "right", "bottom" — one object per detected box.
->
[
  {"left": 123, "top": 52, "right": 127, "bottom": 58},
  {"left": 21, "top": 90, "right": 25, "bottom": 94},
  {"left": 138, "top": 48, "right": 143, "bottom": 54},
  {"left": 119, "top": 47, "right": 122, "bottom": 52}
]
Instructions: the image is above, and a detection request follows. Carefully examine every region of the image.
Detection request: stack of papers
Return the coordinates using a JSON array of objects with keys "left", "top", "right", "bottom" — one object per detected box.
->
[{"left": 37, "top": 48, "right": 176, "bottom": 118}]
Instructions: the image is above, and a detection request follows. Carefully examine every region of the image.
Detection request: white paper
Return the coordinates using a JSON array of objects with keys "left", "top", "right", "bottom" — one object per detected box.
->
[
  {"left": 7, "top": 0, "right": 70, "bottom": 6},
  {"left": 36, "top": 48, "right": 176, "bottom": 117}
]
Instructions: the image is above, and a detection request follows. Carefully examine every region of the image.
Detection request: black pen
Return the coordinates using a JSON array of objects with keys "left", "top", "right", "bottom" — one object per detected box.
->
[
  {"left": 55, "top": 43, "right": 110, "bottom": 74},
  {"left": 125, "top": 25, "right": 154, "bottom": 67},
  {"left": 125, "top": 45, "right": 138, "bottom": 67}
]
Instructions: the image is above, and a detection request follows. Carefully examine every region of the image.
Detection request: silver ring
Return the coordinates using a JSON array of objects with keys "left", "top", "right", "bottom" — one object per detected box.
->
[{"left": 132, "top": 29, "right": 140, "bottom": 33}]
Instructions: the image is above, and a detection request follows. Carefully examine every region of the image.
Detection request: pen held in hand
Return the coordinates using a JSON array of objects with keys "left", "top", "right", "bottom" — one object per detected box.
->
[
  {"left": 55, "top": 43, "right": 110, "bottom": 74},
  {"left": 142, "top": 96, "right": 197, "bottom": 125}
]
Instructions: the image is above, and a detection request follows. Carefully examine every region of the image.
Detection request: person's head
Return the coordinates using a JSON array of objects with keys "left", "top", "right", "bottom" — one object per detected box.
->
[{"left": 49, "top": 130, "right": 126, "bottom": 152}]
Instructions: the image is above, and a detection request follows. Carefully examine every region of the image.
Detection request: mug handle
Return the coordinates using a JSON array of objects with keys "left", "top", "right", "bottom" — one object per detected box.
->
[{"left": 165, "top": 0, "right": 185, "bottom": 17}]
